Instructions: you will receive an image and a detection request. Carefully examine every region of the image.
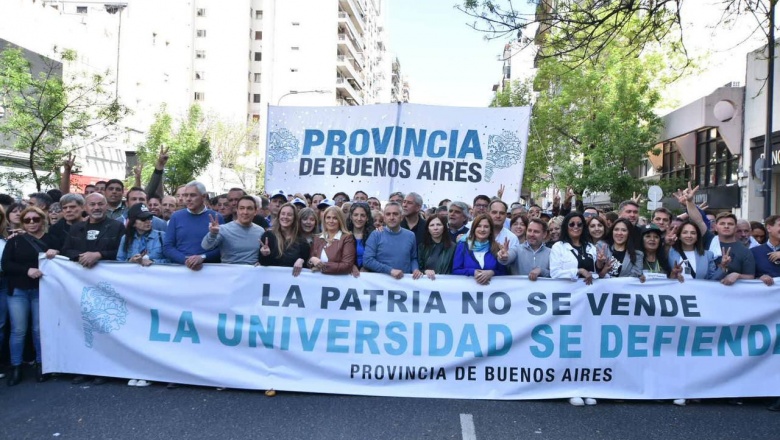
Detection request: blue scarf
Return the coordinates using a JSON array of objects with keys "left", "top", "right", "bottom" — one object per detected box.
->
[{"left": 470, "top": 239, "right": 490, "bottom": 252}]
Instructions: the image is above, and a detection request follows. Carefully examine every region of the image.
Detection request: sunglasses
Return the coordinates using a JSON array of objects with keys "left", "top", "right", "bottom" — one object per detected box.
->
[
  {"left": 568, "top": 222, "right": 583, "bottom": 228},
  {"left": 23, "top": 217, "right": 43, "bottom": 224}
]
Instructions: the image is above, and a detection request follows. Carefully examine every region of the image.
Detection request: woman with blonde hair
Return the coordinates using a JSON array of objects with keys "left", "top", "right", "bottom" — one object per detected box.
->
[
  {"left": 1, "top": 206, "right": 55, "bottom": 385},
  {"left": 308, "top": 206, "right": 356, "bottom": 275},
  {"left": 298, "top": 207, "right": 319, "bottom": 245}
]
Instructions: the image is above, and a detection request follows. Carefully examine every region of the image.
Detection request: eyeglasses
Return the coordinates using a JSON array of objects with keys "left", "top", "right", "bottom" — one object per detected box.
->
[
  {"left": 474, "top": 204, "right": 489, "bottom": 209},
  {"left": 568, "top": 222, "right": 583, "bottom": 228},
  {"left": 23, "top": 217, "right": 43, "bottom": 224},
  {"left": 583, "top": 212, "right": 597, "bottom": 218}
]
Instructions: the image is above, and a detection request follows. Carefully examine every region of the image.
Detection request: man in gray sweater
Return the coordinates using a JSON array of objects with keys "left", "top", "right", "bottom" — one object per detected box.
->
[
  {"left": 201, "top": 196, "right": 265, "bottom": 264},
  {"left": 364, "top": 202, "right": 419, "bottom": 279}
]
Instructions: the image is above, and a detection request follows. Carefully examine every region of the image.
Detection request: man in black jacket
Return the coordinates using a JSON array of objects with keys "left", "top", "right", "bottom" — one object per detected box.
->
[{"left": 61, "top": 193, "right": 124, "bottom": 268}]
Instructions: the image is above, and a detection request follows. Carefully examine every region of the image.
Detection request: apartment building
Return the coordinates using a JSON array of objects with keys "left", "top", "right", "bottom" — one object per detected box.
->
[{"left": 0, "top": 0, "right": 399, "bottom": 194}]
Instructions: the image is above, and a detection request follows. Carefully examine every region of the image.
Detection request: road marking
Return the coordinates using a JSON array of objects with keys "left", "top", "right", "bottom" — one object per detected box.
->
[{"left": 460, "top": 413, "right": 476, "bottom": 440}]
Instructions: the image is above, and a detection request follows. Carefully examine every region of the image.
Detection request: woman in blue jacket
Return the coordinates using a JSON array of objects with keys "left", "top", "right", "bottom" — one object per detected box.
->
[
  {"left": 117, "top": 203, "right": 168, "bottom": 266},
  {"left": 452, "top": 214, "right": 506, "bottom": 284},
  {"left": 667, "top": 220, "right": 727, "bottom": 282}
]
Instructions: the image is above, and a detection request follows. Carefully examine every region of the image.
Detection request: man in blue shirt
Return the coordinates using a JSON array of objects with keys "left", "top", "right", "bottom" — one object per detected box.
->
[
  {"left": 163, "top": 181, "right": 223, "bottom": 271},
  {"left": 363, "top": 202, "right": 419, "bottom": 279}
]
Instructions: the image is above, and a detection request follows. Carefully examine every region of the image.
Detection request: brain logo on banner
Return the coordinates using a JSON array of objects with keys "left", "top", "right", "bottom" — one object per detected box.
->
[
  {"left": 80, "top": 282, "right": 128, "bottom": 348},
  {"left": 485, "top": 130, "right": 523, "bottom": 182},
  {"left": 267, "top": 128, "right": 300, "bottom": 175}
]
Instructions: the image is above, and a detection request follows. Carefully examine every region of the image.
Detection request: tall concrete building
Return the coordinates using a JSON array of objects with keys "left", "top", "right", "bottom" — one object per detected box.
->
[{"left": 0, "top": 0, "right": 398, "bottom": 195}]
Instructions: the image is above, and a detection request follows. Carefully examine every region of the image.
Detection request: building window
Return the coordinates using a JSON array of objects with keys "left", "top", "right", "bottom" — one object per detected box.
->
[
  {"left": 290, "top": 68, "right": 298, "bottom": 72},
  {"left": 254, "top": 73, "right": 261, "bottom": 83},
  {"left": 196, "top": 50, "right": 206, "bottom": 59},
  {"left": 695, "top": 128, "right": 739, "bottom": 188},
  {"left": 255, "top": 10, "right": 263, "bottom": 19},
  {"left": 292, "top": 22, "right": 300, "bottom": 26},
  {"left": 255, "top": 31, "right": 262, "bottom": 40},
  {"left": 197, "top": 8, "right": 206, "bottom": 17},
  {"left": 291, "top": 46, "right": 299, "bottom": 51},
  {"left": 253, "top": 94, "right": 261, "bottom": 103},
  {"left": 194, "top": 92, "right": 205, "bottom": 101},
  {"left": 195, "top": 71, "right": 205, "bottom": 80},
  {"left": 254, "top": 52, "right": 262, "bottom": 61},
  {"left": 196, "top": 29, "right": 207, "bottom": 37},
  {"left": 76, "top": 6, "right": 87, "bottom": 14},
  {"left": 660, "top": 141, "right": 691, "bottom": 181}
]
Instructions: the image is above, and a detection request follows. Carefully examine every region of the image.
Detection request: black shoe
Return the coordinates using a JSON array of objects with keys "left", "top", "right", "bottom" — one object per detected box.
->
[
  {"left": 71, "top": 375, "right": 91, "bottom": 385},
  {"left": 92, "top": 376, "right": 108, "bottom": 386},
  {"left": 166, "top": 382, "right": 179, "bottom": 389},
  {"left": 35, "top": 363, "right": 48, "bottom": 383},
  {"left": 768, "top": 398, "right": 780, "bottom": 411},
  {"left": 7, "top": 366, "right": 22, "bottom": 387}
]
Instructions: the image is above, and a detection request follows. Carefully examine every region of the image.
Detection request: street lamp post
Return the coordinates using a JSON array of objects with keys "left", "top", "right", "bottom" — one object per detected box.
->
[
  {"left": 105, "top": 3, "right": 128, "bottom": 97},
  {"left": 277, "top": 90, "right": 330, "bottom": 105}
]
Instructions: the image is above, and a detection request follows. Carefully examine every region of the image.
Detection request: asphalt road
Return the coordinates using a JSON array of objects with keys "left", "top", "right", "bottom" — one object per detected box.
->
[{"left": 2, "top": 365, "right": 780, "bottom": 440}]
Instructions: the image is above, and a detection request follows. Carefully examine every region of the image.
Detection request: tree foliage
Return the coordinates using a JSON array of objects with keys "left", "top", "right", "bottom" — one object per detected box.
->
[
  {"left": 209, "top": 118, "right": 261, "bottom": 191},
  {"left": 0, "top": 46, "right": 129, "bottom": 190},
  {"left": 530, "top": 21, "right": 667, "bottom": 201},
  {"left": 136, "top": 104, "right": 211, "bottom": 195},
  {"left": 458, "top": 0, "right": 685, "bottom": 66}
]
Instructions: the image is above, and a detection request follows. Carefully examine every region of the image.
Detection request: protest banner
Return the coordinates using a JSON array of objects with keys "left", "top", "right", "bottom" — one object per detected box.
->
[
  {"left": 265, "top": 104, "right": 530, "bottom": 203},
  {"left": 40, "top": 257, "right": 780, "bottom": 400}
]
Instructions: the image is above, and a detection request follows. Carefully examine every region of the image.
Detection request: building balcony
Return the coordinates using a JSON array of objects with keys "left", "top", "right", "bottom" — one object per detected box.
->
[
  {"left": 338, "top": 0, "right": 365, "bottom": 34},
  {"left": 338, "top": 12, "right": 365, "bottom": 50},
  {"left": 336, "top": 76, "right": 363, "bottom": 104},
  {"left": 337, "top": 32, "right": 363, "bottom": 61},
  {"left": 337, "top": 55, "right": 364, "bottom": 86}
]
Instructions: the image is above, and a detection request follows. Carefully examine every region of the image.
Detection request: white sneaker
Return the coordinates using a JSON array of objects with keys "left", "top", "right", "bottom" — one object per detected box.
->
[
  {"left": 584, "top": 398, "right": 598, "bottom": 406},
  {"left": 127, "top": 379, "right": 138, "bottom": 386},
  {"left": 569, "top": 397, "right": 585, "bottom": 406},
  {"left": 673, "top": 399, "right": 686, "bottom": 406},
  {"left": 135, "top": 380, "right": 152, "bottom": 387}
]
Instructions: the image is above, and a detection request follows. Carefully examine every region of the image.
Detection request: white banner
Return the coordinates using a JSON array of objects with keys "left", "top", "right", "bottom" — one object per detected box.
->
[
  {"left": 265, "top": 103, "right": 530, "bottom": 203},
  {"left": 40, "top": 257, "right": 780, "bottom": 400}
]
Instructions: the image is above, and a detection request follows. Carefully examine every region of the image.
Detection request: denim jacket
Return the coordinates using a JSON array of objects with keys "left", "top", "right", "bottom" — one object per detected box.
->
[{"left": 117, "top": 230, "right": 168, "bottom": 264}]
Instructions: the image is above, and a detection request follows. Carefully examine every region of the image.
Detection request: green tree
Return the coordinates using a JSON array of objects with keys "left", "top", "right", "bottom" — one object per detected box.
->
[
  {"left": 209, "top": 118, "right": 261, "bottom": 191},
  {"left": 0, "top": 46, "right": 129, "bottom": 190},
  {"left": 136, "top": 104, "right": 211, "bottom": 195},
  {"left": 519, "top": 16, "right": 672, "bottom": 201}
]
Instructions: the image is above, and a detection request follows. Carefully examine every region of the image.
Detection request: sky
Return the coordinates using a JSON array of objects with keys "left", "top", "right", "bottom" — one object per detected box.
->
[
  {"left": 385, "top": 0, "right": 520, "bottom": 107},
  {"left": 384, "top": 0, "right": 769, "bottom": 111}
]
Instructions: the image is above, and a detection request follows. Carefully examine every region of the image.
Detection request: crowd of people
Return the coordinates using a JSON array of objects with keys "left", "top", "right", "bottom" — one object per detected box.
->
[{"left": 1, "top": 150, "right": 779, "bottom": 409}]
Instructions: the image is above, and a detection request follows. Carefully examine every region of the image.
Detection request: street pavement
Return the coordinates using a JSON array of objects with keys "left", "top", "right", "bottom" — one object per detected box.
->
[{"left": 1, "top": 365, "right": 780, "bottom": 440}]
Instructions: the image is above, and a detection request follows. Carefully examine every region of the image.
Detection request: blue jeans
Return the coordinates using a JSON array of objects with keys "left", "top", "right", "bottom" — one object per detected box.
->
[
  {"left": 0, "top": 279, "right": 8, "bottom": 358},
  {"left": 8, "top": 287, "right": 40, "bottom": 366}
]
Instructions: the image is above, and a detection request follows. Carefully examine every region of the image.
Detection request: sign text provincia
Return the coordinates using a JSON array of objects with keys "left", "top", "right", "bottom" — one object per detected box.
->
[
  {"left": 264, "top": 104, "right": 530, "bottom": 203},
  {"left": 40, "top": 258, "right": 780, "bottom": 400}
]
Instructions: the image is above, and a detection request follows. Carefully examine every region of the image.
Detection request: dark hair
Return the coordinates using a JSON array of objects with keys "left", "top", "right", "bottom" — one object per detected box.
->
[
  {"left": 672, "top": 219, "right": 705, "bottom": 256},
  {"left": 605, "top": 211, "right": 619, "bottom": 223},
  {"left": 466, "top": 214, "right": 500, "bottom": 255},
  {"left": 238, "top": 195, "right": 258, "bottom": 209},
  {"left": 106, "top": 178, "right": 124, "bottom": 190},
  {"left": 46, "top": 189, "right": 63, "bottom": 203},
  {"left": 422, "top": 214, "right": 452, "bottom": 248},
  {"left": 127, "top": 186, "right": 146, "bottom": 196},
  {"left": 529, "top": 204, "right": 543, "bottom": 210},
  {"left": 609, "top": 218, "right": 638, "bottom": 264},
  {"left": 559, "top": 212, "right": 590, "bottom": 245},
  {"left": 640, "top": 227, "right": 671, "bottom": 274},
  {"left": 28, "top": 192, "right": 53, "bottom": 210},
  {"left": 95, "top": 180, "right": 107, "bottom": 187},
  {"left": 528, "top": 217, "right": 548, "bottom": 233},
  {"left": 228, "top": 187, "right": 246, "bottom": 195},
  {"left": 473, "top": 195, "right": 491, "bottom": 206},
  {"left": 347, "top": 202, "right": 374, "bottom": 243},
  {"left": 438, "top": 199, "right": 451, "bottom": 207},
  {"left": 0, "top": 193, "right": 14, "bottom": 207},
  {"left": 333, "top": 192, "right": 350, "bottom": 201},
  {"left": 148, "top": 195, "right": 162, "bottom": 204},
  {"left": 586, "top": 215, "right": 608, "bottom": 244},
  {"left": 510, "top": 213, "right": 529, "bottom": 229},
  {"left": 652, "top": 207, "right": 673, "bottom": 220},
  {"left": 353, "top": 190, "right": 368, "bottom": 199},
  {"left": 618, "top": 200, "right": 639, "bottom": 213}
]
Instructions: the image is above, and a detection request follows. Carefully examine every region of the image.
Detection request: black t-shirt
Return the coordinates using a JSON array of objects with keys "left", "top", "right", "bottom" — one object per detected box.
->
[
  {"left": 571, "top": 245, "right": 595, "bottom": 274},
  {"left": 608, "top": 249, "right": 626, "bottom": 277}
]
